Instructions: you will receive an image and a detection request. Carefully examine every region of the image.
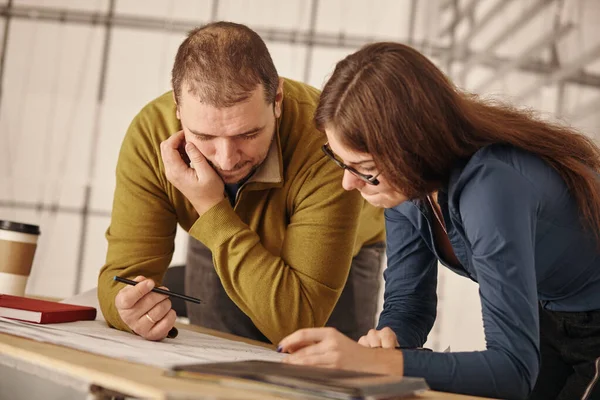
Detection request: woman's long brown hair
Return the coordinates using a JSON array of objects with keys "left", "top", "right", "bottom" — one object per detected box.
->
[{"left": 315, "top": 42, "right": 600, "bottom": 241}]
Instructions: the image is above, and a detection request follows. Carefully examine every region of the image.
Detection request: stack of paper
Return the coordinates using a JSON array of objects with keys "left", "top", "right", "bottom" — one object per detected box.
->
[{"left": 0, "top": 316, "right": 283, "bottom": 369}]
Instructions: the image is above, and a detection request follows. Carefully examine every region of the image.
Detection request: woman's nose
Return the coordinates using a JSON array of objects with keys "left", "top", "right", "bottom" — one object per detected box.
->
[{"left": 341, "top": 169, "right": 363, "bottom": 191}]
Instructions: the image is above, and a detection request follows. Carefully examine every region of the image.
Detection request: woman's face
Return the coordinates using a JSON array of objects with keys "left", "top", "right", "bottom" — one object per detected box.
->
[{"left": 325, "top": 128, "right": 408, "bottom": 208}]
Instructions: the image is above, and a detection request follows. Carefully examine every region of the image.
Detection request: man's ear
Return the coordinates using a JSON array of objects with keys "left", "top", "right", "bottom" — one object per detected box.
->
[
  {"left": 172, "top": 91, "right": 180, "bottom": 120},
  {"left": 274, "top": 78, "right": 284, "bottom": 118}
]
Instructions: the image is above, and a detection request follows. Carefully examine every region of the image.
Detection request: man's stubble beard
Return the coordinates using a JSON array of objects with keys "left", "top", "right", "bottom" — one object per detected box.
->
[{"left": 208, "top": 130, "right": 276, "bottom": 185}]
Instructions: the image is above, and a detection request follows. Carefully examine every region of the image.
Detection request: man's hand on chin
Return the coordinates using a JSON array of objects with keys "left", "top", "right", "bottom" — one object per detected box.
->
[{"left": 160, "top": 130, "right": 225, "bottom": 216}]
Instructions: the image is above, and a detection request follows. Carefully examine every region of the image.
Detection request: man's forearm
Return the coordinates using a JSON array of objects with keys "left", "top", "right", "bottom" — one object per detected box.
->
[{"left": 189, "top": 199, "right": 354, "bottom": 343}]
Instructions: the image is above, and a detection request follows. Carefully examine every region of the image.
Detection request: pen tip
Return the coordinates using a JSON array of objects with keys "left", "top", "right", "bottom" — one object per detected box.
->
[{"left": 112, "top": 276, "right": 117, "bottom": 281}]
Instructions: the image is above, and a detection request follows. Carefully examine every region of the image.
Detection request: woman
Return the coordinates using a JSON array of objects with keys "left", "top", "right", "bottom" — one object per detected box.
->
[{"left": 278, "top": 42, "right": 600, "bottom": 400}]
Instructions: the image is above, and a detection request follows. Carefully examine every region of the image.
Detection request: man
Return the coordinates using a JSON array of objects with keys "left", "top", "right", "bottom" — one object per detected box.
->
[{"left": 98, "top": 22, "right": 384, "bottom": 344}]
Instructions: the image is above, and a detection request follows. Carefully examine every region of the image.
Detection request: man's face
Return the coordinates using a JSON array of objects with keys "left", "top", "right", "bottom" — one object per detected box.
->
[{"left": 176, "top": 82, "right": 282, "bottom": 184}]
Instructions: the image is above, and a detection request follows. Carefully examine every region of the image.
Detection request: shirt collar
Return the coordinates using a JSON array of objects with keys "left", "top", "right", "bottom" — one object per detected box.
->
[{"left": 245, "top": 118, "right": 283, "bottom": 185}]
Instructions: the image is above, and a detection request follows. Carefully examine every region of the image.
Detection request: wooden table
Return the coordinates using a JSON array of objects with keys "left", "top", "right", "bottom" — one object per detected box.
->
[{"left": 0, "top": 323, "right": 488, "bottom": 399}]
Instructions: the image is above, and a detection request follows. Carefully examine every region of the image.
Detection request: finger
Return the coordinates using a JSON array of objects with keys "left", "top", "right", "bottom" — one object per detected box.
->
[
  {"left": 283, "top": 338, "right": 331, "bottom": 361},
  {"left": 115, "top": 278, "right": 155, "bottom": 310},
  {"left": 123, "top": 275, "right": 146, "bottom": 292},
  {"left": 161, "top": 132, "right": 190, "bottom": 177},
  {"left": 118, "top": 275, "right": 147, "bottom": 297},
  {"left": 162, "top": 130, "right": 185, "bottom": 149},
  {"left": 161, "top": 142, "right": 189, "bottom": 174},
  {"left": 132, "top": 297, "right": 172, "bottom": 338},
  {"left": 119, "top": 275, "right": 146, "bottom": 293},
  {"left": 129, "top": 290, "right": 170, "bottom": 319},
  {"left": 144, "top": 297, "right": 173, "bottom": 324},
  {"left": 279, "top": 328, "right": 335, "bottom": 353},
  {"left": 184, "top": 142, "right": 209, "bottom": 173},
  {"left": 284, "top": 351, "right": 338, "bottom": 368},
  {"left": 357, "top": 335, "right": 370, "bottom": 347},
  {"left": 160, "top": 130, "right": 186, "bottom": 158},
  {"left": 364, "top": 329, "right": 383, "bottom": 348},
  {"left": 146, "top": 309, "right": 177, "bottom": 341},
  {"left": 379, "top": 327, "right": 399, "bottom": 349}
]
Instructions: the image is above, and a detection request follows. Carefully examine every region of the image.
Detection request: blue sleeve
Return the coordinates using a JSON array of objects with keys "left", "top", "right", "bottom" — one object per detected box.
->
[
  {"left": 377, "top": 207, "right": 437, "bottom": 348},
  {"left": 401, "top": 161, "right": 541, "bottom": 400}
]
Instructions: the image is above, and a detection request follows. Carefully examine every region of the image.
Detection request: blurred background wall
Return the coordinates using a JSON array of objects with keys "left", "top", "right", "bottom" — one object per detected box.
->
[{"left": 1, "top": 0, "right": 599, "bottom": 352}]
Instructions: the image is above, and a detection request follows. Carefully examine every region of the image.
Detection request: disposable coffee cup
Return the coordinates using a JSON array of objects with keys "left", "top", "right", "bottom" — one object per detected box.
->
[{"left": 0, "top": 220, "right": 40, "bottom": 296}]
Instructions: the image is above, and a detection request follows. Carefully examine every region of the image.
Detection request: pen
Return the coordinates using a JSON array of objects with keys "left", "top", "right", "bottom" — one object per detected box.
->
[{"left": 113, "top": 276, "right": 203, "bottom": 304}]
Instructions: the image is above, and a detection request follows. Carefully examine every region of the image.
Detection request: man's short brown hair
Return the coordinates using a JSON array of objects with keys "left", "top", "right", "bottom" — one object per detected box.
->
[{"left": 171, "top": 22, "right": 279, "bottom": 108}]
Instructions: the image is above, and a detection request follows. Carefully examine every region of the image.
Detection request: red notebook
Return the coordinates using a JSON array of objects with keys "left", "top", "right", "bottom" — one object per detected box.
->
[{"left": 0, "top": 294, "right": 97, "bottom": 324}]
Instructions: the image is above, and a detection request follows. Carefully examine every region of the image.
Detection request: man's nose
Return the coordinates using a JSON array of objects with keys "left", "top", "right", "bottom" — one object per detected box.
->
[{"left": 214, "top": 139, "right": 241, "bottom": 171}]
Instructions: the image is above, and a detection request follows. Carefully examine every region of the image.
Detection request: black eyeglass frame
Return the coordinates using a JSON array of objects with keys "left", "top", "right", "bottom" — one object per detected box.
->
[{"left": 321, "top": 142, "right": 381, "bottom": 186}]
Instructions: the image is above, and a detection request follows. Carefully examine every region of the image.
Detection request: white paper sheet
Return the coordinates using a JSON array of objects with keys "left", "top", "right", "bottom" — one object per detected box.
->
[{"left": 0, "top": 289, "right": 284, "bottom": 368}]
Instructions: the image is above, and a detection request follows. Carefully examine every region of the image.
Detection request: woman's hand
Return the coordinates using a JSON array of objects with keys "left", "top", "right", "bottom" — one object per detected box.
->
[
  {"left": 278, "top": 327, "right": 404, "bottom": 376},
  {"left": 358, "top": 327, "right": 399, "bottom": 348}
]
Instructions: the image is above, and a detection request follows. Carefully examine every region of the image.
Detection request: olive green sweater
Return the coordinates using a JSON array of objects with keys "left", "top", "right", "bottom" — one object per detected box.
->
[{"left": 98, "top": 79, "right": 384, "bottom": 344}]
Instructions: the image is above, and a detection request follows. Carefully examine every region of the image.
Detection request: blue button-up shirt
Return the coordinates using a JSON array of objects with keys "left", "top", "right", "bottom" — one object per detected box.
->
[{"left": 378, "top": 144, "right": 600, "bottom": 399}]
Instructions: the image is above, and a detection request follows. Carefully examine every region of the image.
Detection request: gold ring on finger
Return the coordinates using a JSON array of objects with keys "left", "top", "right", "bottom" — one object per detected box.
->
[{"left": 145, "top": 313, "right": 157, "bottom": 324}]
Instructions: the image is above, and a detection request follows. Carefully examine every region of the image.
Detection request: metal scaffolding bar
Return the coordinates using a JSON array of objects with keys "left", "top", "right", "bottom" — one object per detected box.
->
[
  {"left": 443, "top": 0, "right": 459, "bottom": 76},
  {"left": 0, "top": 0, "right": 13, "bottom": 110},
  {"left": 0, "top": 200, "right": 110, "bottom": 218},
  {"left": 474, "top": 22, "right": 574, "bottom": 93},
  {"left": 407, "top": 0, "right": 418, "bottom": 45},
  {"left": 302, "top": 0, "right": 319, "bottom": 83},
  {"left": 210, "top": 0, "right": 219, "bottom": 21},
  {"left": 440, "top": 0, "right": 514, "bottom": 70},
  {"left": 476, "top": 55, "right": 600, "bottom": 88},
  {"left": 72, "top": 0, "right": 116, "bottom": 294},
  {"left": 551, "top": 1, "right": 567, "bottom": 119},
  {"left": 555, "top": 78, "right": 567, "bottom": 118},
  {"left": 457, "top": 0, "right": 555, "bottom": 82},
  {"left": 438, "top": 0, "right": 478, "bottom": 38},
  {"left": 440, "top": 0, "right": 453, "bottom": 12},
  {"left": 0, "top": 4, "right": 383, "bottom": 50},
  {"left": 2, "top": 3, "right": 600, "bottom": 90},
  {"left": 516, "top": 42, "right": 600, "bottom": 101}
]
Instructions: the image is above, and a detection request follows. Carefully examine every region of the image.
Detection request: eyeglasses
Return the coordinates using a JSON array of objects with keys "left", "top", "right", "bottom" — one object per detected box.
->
[{"left": 321, "top": 142, "right": 380, "bottom": 185}]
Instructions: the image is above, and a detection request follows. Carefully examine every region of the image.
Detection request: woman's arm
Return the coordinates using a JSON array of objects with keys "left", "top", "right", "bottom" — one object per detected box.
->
[
  {"left": 402, "top": 160, "right": 541, "bottom": 400},
  {"left": 378, "top": 206, "right": 438, "bottom": 348},
  {"left": 280, "top": 160, "right": 543, "bottom": 400}
]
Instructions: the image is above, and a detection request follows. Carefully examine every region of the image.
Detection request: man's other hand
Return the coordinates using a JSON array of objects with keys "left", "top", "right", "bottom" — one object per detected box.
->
[{"left": 114, "top": 275, "right": 177, "bottom": 341}]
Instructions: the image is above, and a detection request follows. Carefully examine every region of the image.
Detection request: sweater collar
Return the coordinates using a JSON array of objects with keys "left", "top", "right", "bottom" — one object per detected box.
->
[{"left": 245, "top": 117, "right": 283, "bottom": 186}]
